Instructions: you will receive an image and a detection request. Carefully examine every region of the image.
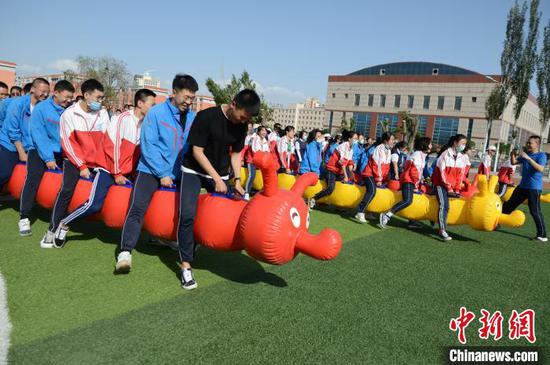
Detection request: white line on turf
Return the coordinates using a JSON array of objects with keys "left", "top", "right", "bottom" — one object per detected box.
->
[{"left": 0, "top": 273, "right": 11, "bottom": 365}]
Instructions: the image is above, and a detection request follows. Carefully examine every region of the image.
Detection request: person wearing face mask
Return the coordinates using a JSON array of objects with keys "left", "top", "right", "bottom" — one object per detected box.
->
[
  {"left": 0, "top": 78, "right": 50, "bottom": 192},
  {"left": 17, "top": 81, "right": 75, "bottom": 236},
  {"left": 278, "top": 126, "right": 298, "bottom": 174},
  {"left": 431, "top": 134, "right": 468, "bottom": 241},
  {"left": 39, "top": 79, "right": 110, "bottom": 248},
  {"left": 51, "top": 89, "right": 157, "bottom": 248},
  {"left": 295, "top": 130, "right": 307, "bottom": 168},
  {"left": 244, "top": 125, "right": 269, "bottom": 200},
  {"left": 299, "top": 129, "right": 324, "bottom": 177},
  {"left": 502, "top": 136, "right": 547, "bottom": 242},
  {"left": 115, "top": 75, "right": 198, "bottom": 270},
  {"left": 310, "top": 130, "right": 357, "bottom": 209},
  {"left": 174, "top": 89, "right": 260, "bottom": 290},
  {"left": 379, "top": 137, "right": 432, "bottom": 229},
  {"left": 354, "top": 132, "right": 395, "bottom": 223},
  {"left": 478, "top": 145, "right": 497, "bottom": 179},
  {"left": 352, "top": 133, "right": 364, "bottom": 167},
  {"left": 268, "top": 123, "right": 282, "bottom": 170}
]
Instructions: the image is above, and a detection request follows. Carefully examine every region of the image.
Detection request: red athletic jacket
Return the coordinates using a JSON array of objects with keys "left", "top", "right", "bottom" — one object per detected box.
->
[
  {"left": 431, "top": 148, "right": 468, "bottom": 192},
  {"left": 326, "top": 141, "right": 354, "bottom": 175},
  {"left": 497, "top": 159, "right": 516, "bottom": 184},
  {"left": 245, "top": 134, "right": 269, "bottom": 164},
  {"left": 400, "top": 151, "right": 427, "bottom": 188},
  {"left": 477, "top": 153, "right": 492, "bottom": 176},
  {"left": 361, "top": 144, "right": 391, "bottom": 183},
  {"left": 60, "top": 102, "right": 110, "bottom": 170}
]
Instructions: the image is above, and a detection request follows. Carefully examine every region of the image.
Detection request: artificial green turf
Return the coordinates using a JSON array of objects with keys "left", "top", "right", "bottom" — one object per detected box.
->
[{"left": 0, "top": 198, "right": 549, "bottom": 364}]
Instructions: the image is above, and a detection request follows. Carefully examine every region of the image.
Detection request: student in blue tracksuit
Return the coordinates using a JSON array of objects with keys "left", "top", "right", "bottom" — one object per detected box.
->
[
  {"left": 0, "top": 78, "right": 50, "bottom": 191},
  {"left": 503, "top": 135, "right": 548, "bottom": 242},
  {"left": 299, "top": 129, "right": 324, "bottom": 176},
  {"left": 116, "top": 74, "right": 198, "bottom": 273},
  {"left": 0, "top": 97, "right": 15, "bottom": 129},
  {"left": 10, "top": 85, "right": 22, "bottom": 98},
  {"left": 0, "top": 82, "right": 8, "bottom": 100},
  {"left": 352, "top": 133, "right": 364, "bottom": 167},
  {"left": 17, "top": 81, "right": 75, "bottom": 236}
]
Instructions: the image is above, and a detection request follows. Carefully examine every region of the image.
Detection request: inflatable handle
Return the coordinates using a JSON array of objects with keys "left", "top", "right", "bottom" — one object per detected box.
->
[{"left": 158, "top": 185, "right": 178, "bottom": 192}]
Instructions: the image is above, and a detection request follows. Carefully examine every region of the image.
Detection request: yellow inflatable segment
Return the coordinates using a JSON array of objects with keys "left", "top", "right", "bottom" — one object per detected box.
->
[
  {"left": 500, "top": 185, "right": 550, "bottom": 204},
  {"left": 241, "top": 168, "right": 525, "bottom": 231}
]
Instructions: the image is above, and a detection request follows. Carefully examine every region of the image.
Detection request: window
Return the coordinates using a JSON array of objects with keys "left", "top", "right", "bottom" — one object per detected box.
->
[
  {"left": 472, "top": 96, "right": 477, "bottom": 103},
  {"left": 423, "top": 95, "right": 430, "bottom": 110},
  {"left": 368, "top": 94, "right": 374, "bottom": 107},
  {"left": 418, "top": 116, "right": 428, "bottom": 136},
  {"left": 345, "top": 93, "right": 349, "bottom": 99},
  {"left": 380, "top": 94, "right": 386, "bottom": 107},
  {"left": 394, "top": 95, "right": 401, "bottom": 108},
  {"left": 332, "top": 93, "right": 335, "bottom": 98},
  {"left": 375, "top": 114, "right": 399, "bottom": 137},
  {"left": 432, "top": 68, "right": 439, "bottom": 75},
  {"left": 437, "top": 96, "right": 445, "bottom": 110},
  {"left": 467, "top": 118, "right": 474, "bottom": 139},
  {"left": 432, "top": 117, "right": 459, "bottom": 145},
  {"left": 353, "top": 112, "right": 372, "bottom": 136},
  {"left": 354, "top": 94, "right": 360, "bottom": 106},
  {"left": 408, "top": 95, "right": 414, "bottom": 109},
  {"left": 454, "top": 96, "right": 462, "bottom": 111}
]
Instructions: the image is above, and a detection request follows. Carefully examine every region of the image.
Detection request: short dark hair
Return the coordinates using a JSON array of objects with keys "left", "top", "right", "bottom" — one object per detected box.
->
[
  {"left": 75, "top": 95, "right": 84, "bottom": 102},
  {"left": 0, "top": 81, "right": 7, "bottom": 90},
  {"left": 414, "top": 137, "right": 432, "bottom": 152},
  {"left": 233, "top": 89, "right": 260, "bottom": 116},
  {"left": 342, "top": 129, "right": 357, "bottom": 142},
  {"left": 32, "top": 77, "right": 50, "bottom": 88},
  {"left": 54, "top": 80, "right": 75, "bottom": 93},
  {"left": 23, "top": 83, "right": 32, "bottom": 94},
  {"left": 10, "top": 86, "right": 21, "bottom": 94},
  {"left": 284, "top": 125, "right": 295, "bottom": 134},
  {"left": 380, "top": 132, "right": 394, "bottom": 143},
  {"left": 134, "top": 88, "right": 156, "bottom": 106},
  {"left": 172, "top": 74, "right": 198, "bottom": 92},
  {"left": 81, "top": 79, "right": 104, "bottom": 95},
  {"left": 528, "top": 135, "right": 541, "bottom": 144}
]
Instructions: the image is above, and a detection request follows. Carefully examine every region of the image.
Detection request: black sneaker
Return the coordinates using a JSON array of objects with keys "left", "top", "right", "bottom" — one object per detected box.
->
[
  {"left": 54, "top": 225, "right": 69, "bottom": 248},
  {"left": 181, "top": 268, "right": 198, "bottom": 290}
]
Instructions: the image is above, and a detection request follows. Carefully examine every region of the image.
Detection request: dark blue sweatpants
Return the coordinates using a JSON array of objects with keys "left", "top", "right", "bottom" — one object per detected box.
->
[{"left": 0, "top": 145, "right": 19, "bottom": 190}]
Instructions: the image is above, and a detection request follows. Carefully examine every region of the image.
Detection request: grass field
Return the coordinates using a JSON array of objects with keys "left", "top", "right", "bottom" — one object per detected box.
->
[{"left": 0, "top": 197, "right": 548, "bottom": 364}]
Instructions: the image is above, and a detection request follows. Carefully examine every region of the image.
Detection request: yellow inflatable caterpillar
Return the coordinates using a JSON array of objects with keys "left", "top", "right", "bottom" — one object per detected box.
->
[
  {"left": 500, "top": 185, "right": 550, "bottom": 203},
  {"left": 238, "top": 168, "right": 525, "bottom": 231}
]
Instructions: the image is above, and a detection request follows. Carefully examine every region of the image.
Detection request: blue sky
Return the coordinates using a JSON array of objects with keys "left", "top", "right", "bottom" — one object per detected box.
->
[{"left": 1, "top": 0, "right": 549, "bottom": 105}]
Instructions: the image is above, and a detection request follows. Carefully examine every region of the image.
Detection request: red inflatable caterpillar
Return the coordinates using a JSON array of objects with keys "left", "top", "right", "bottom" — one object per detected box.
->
[{"left": 5, "top": 153, "right": 342, "bottom": 265}]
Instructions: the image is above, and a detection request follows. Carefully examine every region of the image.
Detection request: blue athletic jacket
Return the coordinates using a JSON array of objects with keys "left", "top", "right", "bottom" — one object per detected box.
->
[
  {"left": 29, "top": 96, "right": 65, "bottom": 162},
  {"left": 299, "top": 140, "right": 323, "bottom": 175},
  {"left": 352, "top": 142, "right": 363, "bottom": 166},
  {"left": 0, "top": 95, "right": 33, "bottom": 152},
  {"left": 357, "top": 144, "right": 375, "bottom": 174},
  {"left": 324, "top": 143, "right": 339, "bottom": 164},
  {"left": 137, "top": 98, "right": 196, "bottom": 180},
  {"left": 0, "top": 97, "right": 15, "bottom": 129}
]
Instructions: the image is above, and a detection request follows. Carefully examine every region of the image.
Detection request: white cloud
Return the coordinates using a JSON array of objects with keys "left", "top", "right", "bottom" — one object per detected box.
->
[
  {"left": 48, "top": 58, "right": 78, "bottom": 72},
  {"left": 17, "top": 64, "right": 42, "bottom": 75}
]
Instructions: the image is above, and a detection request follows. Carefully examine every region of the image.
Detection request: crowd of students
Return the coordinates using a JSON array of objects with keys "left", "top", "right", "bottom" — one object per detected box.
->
[{"left": 0, "top": 76, "right": 547, "bottom": 291}]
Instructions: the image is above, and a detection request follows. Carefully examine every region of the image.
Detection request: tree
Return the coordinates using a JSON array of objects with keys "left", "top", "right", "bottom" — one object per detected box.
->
[
  {"left": 484, "top": 83, "right": 507, "bottom": 150},
  {"left": 205, "top": 70, "right": 273, "bottom": 125},
  {"left": 510, "top": 0, "right": 540, "bottom": 147},
  {"left": 396, "top": 111, "right": 419, "bottom": 150},
  {"left": 71, "top": 56, "right": 131, "bottom": 109},
  {"left": 536, "top": 20, "right": 550, "bottom": 139}
]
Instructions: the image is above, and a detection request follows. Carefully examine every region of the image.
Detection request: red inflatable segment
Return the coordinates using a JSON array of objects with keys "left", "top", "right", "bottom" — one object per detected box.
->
[
  {"left": 36, "top": 170, "right": 63, "bottom": 209},
  {"left": 101, "top": 184, "right": 132, "bottom": 229},
  {"left": 143, "top": 187, "right": 179, "bottom": 240},
  {"left": 7, "top": 163, "right": 26, "bottom": 199},
  {"left": 66, "top": 178, "right": 101, "bottom": 220},
  {"left": 194, "top": 194, "right": 247, "bottom": 251}
]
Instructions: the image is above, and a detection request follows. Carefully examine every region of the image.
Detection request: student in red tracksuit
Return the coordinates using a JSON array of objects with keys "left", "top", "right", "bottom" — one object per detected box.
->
[
  {"left": 268, "top": 123, "right": 282, "bottom": 170},
  {"left": 379, "top": 137, "right": 432, "bottom": 229},
  {"left": 241, "top": 122, "right": 254, "bottom": 165},
  {"left": 244, "top": 125, "right": 269, "bottom": 200},
  {"left": 309, "top": 130, "right": 357, "bottom": 208},
  {"left": 431, "top": 134, "right": 468, "bottom": 241},
  {"left": 497, "top": 150, "right": 518, "bottom": 197},
  {"left": 478, "top": 145, "right": 496, "bottom": 178},
  {"left": 277, "top": 126, "right": 298, "bottom": 173},
  {"left": 354, "top": 132, "right": 395, "bottom": 223}
]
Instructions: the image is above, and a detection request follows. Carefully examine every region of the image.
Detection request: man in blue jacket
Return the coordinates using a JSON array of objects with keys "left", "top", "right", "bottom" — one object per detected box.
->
[
  {"left": 116, "top": 74, "right": 198, "bottom": 273},
  {"left": 16, "top": 80, "right": 75, "bottom": 236},
  {"left": 299, "top": 129, "right": 324, "bottom": 176},
  {"left": 0, "top": 78, "right": 50, "bottom": 191}
]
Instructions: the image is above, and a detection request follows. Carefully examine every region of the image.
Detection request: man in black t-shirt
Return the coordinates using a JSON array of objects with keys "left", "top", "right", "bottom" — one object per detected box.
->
[{"left": 178, "top": 89, "right": 261, "bottom": 290}]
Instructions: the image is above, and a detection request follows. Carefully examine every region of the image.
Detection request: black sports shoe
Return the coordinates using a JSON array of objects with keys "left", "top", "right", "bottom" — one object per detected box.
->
[{"left": 181, "top": 268, "right": 198, "bottom": 290}]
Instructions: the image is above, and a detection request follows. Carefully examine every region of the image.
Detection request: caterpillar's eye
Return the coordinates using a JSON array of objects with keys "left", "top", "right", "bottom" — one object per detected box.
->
[{"left": 290, "top": 207, "right": 301, "bottom": 228}]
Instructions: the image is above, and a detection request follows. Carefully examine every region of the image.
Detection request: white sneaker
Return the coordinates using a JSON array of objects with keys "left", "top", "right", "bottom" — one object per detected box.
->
[
  {"left": 307, "top": 198, "right": 316, "bottom": 209},
  {"left": 54, "top": 225, "right": 69, "bottom": 248},
  {"left": 243, "top": 193, "right": 250, "bottom": 201},
  {"left": 379, "top": 213, "right": 390, "bottom": 229},
  {"left": 115, "top": 251, "right": 132, "bottom": 273},
  {"left": 18, "top": 218, "right": 31, "bottom": 236},
  {"left": 439, "top": 230, "right": 452, "bottom": 241},
  {"left": 354, "top": 212, "right": 367, "bottom": 223},
  {"left": 181, "top": 268, "right": 198, "bottom": 290},
  {"left": 40, "top": 230, "right": 55, "bottom": 248},
  {"left": 533, "top": 237, "right": 548, "bottom": 242}
]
